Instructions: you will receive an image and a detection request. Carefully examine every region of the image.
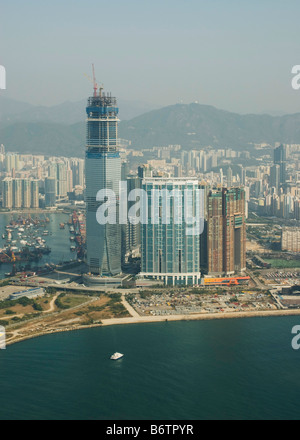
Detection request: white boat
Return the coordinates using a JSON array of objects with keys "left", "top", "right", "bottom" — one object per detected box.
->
[{"left": 110, "top": 352, "right": 124, "bottom": 360}]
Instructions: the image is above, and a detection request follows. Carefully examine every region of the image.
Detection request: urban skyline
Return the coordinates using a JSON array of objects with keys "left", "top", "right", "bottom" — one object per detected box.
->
[
  {"left": 0, "top": 76, "right": 300, "bottom": 423},
  {"left": 2, "top": 0, "right": 300, "bottom": 421}
]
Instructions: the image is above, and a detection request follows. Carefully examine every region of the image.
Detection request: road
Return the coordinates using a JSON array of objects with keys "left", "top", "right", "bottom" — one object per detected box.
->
[{"left": 246, "top": 269, "right": 265, "bottom": 289}]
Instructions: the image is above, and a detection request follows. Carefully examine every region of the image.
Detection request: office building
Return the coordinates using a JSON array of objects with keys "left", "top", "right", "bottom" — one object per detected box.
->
[{"left": 85, "top": 86, "right": 122, "bottom": 276}]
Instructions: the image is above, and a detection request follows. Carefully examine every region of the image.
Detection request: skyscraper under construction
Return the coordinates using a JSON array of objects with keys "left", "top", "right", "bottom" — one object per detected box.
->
[{"left": 85, "top": 82, "right": 122, "bottom": 277}]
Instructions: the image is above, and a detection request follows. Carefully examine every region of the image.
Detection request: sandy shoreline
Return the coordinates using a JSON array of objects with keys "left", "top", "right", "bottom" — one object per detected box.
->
[{"left": 5, "top": 307, "right": 300, "bottom": 347}]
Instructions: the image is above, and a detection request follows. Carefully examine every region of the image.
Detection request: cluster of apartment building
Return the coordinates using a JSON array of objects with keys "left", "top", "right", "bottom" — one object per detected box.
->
[
  {"left": 0, "top": 145, "right": 85, "bottom": 209},
  {"left": 117, "top": 164, "right": 247, "bottom": 285}
]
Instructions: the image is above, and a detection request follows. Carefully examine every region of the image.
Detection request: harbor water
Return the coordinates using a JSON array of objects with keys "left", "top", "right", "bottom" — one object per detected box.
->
[
  {"left": 0, "top": 316, "right": 300, "bottom": 420},
  {"left": 0, "top": 212, "right": 75, "bottom": 279},
  {"left": 0, "top": 213, "right": 300, "bottom": 420}
]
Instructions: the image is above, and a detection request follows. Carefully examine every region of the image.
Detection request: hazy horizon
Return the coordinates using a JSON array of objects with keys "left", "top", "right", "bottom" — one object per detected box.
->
[
  {"left": 1, "top": 93, "right": 298, "bottom": 119},
  {"left": 1, "top": 0, "right": 300, "bottom": 115}
]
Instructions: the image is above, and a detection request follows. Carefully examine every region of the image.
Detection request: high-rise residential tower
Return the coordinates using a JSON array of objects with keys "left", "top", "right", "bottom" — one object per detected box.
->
[
  {"left": 2, "top": 178, "right": 39, "bottom": 209},
  {"left": 207, "top": 190, "right": 224, "bottom": 275},
  {"left": 270, "top": 164, "right": 280, "bottom": 192},
  {"left": 223, "top": 187, "right": 246, "bottom": 275},
  {"left": 31, "top": 180, "right": 39, "bottom": 208},
  {"left": 2, "top": 178, "right": 13, "bottom": 209},
  {"left": 206, "top": 187, "right": 246, "bottom": 276},
  {"left": 56, "top": 162, "right": 68, "bottom": 198},
  {"left": 85, "top": 86, "right": 122, "bottom": 276},
  {"left": 22, "top": 179, "right": 31, "bottom": 208},
  {"left": 13, "top": 179, "right": 22, "bottom": 209},
  {"left": 140, "top": 178, "right": 202, "bottom": 286},
  {"left": 45, "top": 177, "right": 56, "bottom": 207},
  {"left": 227, "top": 167, "right": 233, "bottom": 188}
]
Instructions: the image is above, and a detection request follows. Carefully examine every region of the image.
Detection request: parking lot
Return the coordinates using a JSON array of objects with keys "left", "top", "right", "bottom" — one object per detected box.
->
[{"left": 261, "top": 270, "right": 300, "bottom": 285}]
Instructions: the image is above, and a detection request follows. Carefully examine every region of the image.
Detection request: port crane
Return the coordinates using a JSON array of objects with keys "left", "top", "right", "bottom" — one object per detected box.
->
[{"left": 0, "top": 251, "right": 16, "bottom": 263}]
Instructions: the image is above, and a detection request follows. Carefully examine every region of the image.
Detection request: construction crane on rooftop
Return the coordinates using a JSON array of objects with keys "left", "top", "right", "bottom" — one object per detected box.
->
[
  {"left": 84, "top": 64, "right": 103, "bottom": 97},
  {"left": 92, "top": 64, "right": 98, "bottom": 97}
]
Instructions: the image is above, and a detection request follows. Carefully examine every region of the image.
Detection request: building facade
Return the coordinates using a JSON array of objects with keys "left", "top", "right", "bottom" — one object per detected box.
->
[
  {"left": 274, "top": 144, "right": 287, "bottom": 186},
  {"left": 207, "top": 187, "right": 246, "bottom": 276},
  {"left": 140, "top": 178, "right": 202, "bottom": 286},
  {"left": 281, "top": 227, "right": 300, "bottom": 253},
  {"left": 85, "top": 89, "right": 122, "bottom": 276},
  {"left": 2, "top": 178, "right": 39, "bottom": 209},
  {"left": 45, "top": 177, "right": 56, "bottom": 207}
]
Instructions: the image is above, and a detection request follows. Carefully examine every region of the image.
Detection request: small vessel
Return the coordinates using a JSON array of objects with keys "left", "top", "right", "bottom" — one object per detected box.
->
[{"left": 110, "top": 352, "right": 124, "bottom": 360}]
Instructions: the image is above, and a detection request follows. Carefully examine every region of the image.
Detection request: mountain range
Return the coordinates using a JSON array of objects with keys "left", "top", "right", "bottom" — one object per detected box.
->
[
  {"left": 1, "top": 96, "right": 300, "bottom": 156},
  {"left": 0, "top": 96, "right": 159, "bottom": 125}
]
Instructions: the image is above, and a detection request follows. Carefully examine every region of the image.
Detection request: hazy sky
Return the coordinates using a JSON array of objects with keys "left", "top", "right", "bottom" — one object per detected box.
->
[{"left": 1, "top": 0, "right": 300, "bottom": 114}]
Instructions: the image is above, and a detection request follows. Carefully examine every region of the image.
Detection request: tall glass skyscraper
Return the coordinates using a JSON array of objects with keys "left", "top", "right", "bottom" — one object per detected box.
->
[
  {"left": 140, "top": 178, "right": 202, "bottom": 286},
  {"left": 85, "top": 88, "right": 122, "bottom": 276}
]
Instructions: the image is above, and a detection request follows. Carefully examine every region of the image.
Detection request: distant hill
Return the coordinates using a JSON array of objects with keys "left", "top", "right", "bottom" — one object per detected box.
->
[
  {"left": 2, "top": 102, "right": 300, "bottom": 156},
  {"left": 118, "top": 103, "right": 300, "bottom": 149},
  {"left": 0, "top": 96, "right": 159, "bottom": 156},
  {"left": 0, "top": 121, "right": 85, "bottom": 157},
  {"left": 0, "top": 96, "right": 160, "bottom": 125},
  {"left": 0, "top": 96, "right": 34, "bottom": 124}
]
